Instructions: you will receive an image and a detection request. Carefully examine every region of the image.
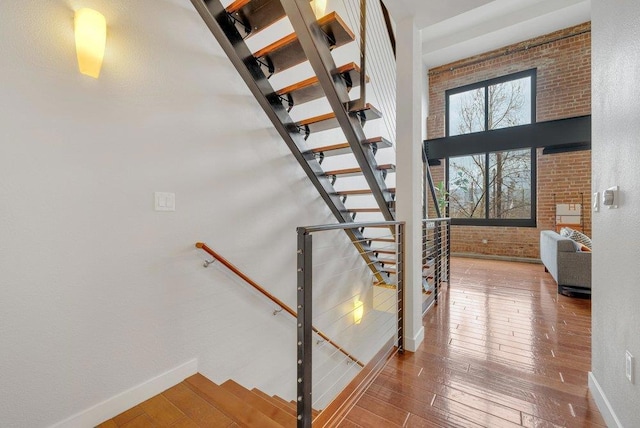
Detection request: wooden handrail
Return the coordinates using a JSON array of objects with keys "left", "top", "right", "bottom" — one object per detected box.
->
[{"left": 195, "top": 242, "right": 364, "bottom": 367}]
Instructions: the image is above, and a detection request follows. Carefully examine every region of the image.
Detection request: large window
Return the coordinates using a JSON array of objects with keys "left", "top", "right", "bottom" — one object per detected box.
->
[{"left": 445, "top": 70, "right": 536, "bottom": 226}]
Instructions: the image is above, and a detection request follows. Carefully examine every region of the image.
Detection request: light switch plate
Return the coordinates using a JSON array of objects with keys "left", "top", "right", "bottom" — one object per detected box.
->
[{"left": 154, "top": 192, "right": 175, "bottom": 211}]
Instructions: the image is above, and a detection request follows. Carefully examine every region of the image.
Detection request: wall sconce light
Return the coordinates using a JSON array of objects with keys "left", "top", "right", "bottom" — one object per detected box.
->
[
  {"left": 354, "top": 300, "right": 364, "bottom": 325},
  {"left": 75, "top": 8, "right": 107, "bottom": 78},
  {"left": 310, "top": 0, "right": 327, "bottom": 18}
]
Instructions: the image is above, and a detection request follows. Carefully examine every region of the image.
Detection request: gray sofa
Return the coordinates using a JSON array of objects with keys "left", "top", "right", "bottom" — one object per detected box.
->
[{"left": 539, "top": 230, "right": 591, "bottom": 295}]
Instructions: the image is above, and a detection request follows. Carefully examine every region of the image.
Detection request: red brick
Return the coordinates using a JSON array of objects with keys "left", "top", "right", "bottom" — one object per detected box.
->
[{"left": 427, "top": 22, "right": 591, "bottom": 259}]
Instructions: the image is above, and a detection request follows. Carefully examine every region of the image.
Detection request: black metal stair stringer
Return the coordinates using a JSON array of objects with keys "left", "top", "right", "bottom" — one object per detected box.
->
[
  {"left": 189, "top": 0, "right": 386, "bottom": 282},
  {"left": 280, "top": 0, "right": 396, "bottom": 222}
]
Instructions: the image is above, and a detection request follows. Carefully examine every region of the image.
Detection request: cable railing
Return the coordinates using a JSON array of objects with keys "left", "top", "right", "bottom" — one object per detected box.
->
[
  {"left": 422, "top": 218, "right": 451, "bottom": 310},
  {"left": 295, "top": 220, "right": 404, "bottom": 427},
  {"left": 194, "top": 242, "right": 364, "bottom": 368}
]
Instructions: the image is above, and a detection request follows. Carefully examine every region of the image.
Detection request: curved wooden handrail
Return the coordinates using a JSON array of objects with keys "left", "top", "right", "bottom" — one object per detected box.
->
[{"left": 195, "top": 242, "right": 364, "bottom": 367}]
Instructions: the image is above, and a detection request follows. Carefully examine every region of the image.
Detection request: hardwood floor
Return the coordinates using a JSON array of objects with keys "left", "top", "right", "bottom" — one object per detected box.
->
[
  {"left": 98, "top": 258, "right": 603, "bottom": 427},
  {"left": 340, "top": 257, "right": 605, "bottom": 428}
]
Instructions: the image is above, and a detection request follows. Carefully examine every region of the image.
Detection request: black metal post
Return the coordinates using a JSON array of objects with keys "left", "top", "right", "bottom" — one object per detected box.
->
[
  {"left": 357, "top": 0, "right": 367, "bottom": 110},
  {"left": 396, "top": 223, "right": 405, "bottom": 353},
  {"left": 296, "top": 228, "right": 313, "bottom": 427}
]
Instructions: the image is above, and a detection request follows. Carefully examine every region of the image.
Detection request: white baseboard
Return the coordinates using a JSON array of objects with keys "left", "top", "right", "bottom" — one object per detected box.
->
[
  {"left": 588, "top": 371, "right": 623, "bottom": 428},
  {"left": 404, "top": 326, "right": 425, "bottom": 352},
  {"left": 50, "top": 358, "right": 198, "bottom": 428}
]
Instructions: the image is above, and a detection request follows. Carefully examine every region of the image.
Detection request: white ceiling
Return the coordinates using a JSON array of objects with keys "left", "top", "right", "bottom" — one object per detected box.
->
[{"left": 384, "top": 0, "right": 591, "bottom": 68}]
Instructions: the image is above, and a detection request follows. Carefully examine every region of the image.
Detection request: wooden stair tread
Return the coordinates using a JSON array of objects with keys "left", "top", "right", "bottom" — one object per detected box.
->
[
  {"left": 272, "top": 395, "right": 297, "bottom": 412},
  {"left": 251, "top": 389, "right": 297, "bottom": 417},
  {"left": 337, "top": 187, "right": 395, "bottom": 195},
  {"left": 348, "top": 207, "right": 381, "bottom": 213},
  {"left": 254, "top": 12, "right": 355, "bottom": 75},
  {"left": 310, "top": 137, "right": 392, "bottom": 157},
  {"left": 296, "top": 104, "right": 382, "bottom": 135},
  {"left": 325, "top": 163, "right": 395, "bottom": 177},
  {"left": 373, "top": 280, "right": 396, "bottom": 289},
  {"left": 277, "top": 62, "right": 367, "bottom": 107},
  {"left": 370, "top": 248, "right": 396, "bottom": 254},
  {"left": 184, "top": 374, "right": 284, "bottom": 428},
  {"left": 226, "top": 0, "right": 289, "bottom": 38},
  {"left": 367, "top": 237, "right": 395, "bottom": 242},
  {"left": 376, "top": 258, "right": 397, "bottom": 264},
  {"left": 221, "top": 380, "right": 296, "bottom": 426}
]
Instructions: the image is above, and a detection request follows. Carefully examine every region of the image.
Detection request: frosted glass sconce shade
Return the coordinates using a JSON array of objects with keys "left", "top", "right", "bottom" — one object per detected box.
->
[
  {"left": 310, "top": 0, "right": 327, "bottom": 18},
  {"left": 75, "top": 8, "right": 106, "bottom": 78}
]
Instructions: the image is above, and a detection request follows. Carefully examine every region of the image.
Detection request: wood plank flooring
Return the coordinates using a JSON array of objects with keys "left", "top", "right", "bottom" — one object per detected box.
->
[{"left": 340, "top": 257, "right": 604, "bottom": 428}]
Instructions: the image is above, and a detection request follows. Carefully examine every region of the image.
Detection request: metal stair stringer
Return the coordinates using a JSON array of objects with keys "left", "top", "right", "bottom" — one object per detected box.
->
[
  {"left": 190, "top": 0, "right": 386, "bottom": 282},
  {"left": 281, "top": 0, "right": 396, "bottom": 222}
]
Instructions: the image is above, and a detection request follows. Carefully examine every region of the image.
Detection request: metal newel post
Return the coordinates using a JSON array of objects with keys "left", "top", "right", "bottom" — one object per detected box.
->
[
  {"left": 296, "top": 228, "right": 313, "bottom": 427},
  {"left": 359, "top": 0, "right": 367, "bottom": 108},
  {"left": 396, "top": 223, "right": 405, "bottom": 353}
]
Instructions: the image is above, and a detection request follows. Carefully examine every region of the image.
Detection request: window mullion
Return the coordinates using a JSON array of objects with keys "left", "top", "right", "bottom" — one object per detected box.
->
[
  {"left": 484, "top": 85, "right": 490, "bottom": 220},
  {"left": 485, "top": 152, "right": 490, "bottom": 219}
]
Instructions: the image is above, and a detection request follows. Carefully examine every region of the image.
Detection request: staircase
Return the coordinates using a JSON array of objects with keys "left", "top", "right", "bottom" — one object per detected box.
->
[
  {"left": 98, "top": 373, "right": 318, "bottom": 427},
  {"left": 190, "top": 0, "right": 398, "bottom": 285}
]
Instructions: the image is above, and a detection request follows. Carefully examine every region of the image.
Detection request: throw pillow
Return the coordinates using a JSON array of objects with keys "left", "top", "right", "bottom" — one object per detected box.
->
[
  {"left": 560, "top": 227, "right": 573, "bottom": 237},
  {"left": 569, "top": 229, "right": 592, "bottom": 250}
]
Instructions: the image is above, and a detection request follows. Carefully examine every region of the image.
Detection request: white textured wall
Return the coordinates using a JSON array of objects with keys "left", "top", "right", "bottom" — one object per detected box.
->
[
  {"left": 591, "top": 0, "right": 640, "bottom": 426},
  {"left": 0, "top": 0, "right": 373, "bottom": 426}
]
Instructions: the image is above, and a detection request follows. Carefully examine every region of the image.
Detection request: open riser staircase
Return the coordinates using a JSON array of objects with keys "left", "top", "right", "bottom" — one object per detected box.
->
[{"left": 190, "top": 0, "right": 400, "bottom": 285}]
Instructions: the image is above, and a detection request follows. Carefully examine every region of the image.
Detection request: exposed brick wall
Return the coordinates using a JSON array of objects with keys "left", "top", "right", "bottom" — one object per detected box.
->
[{"left": 427, "top": 22, "right": 591, "bottom": 259}]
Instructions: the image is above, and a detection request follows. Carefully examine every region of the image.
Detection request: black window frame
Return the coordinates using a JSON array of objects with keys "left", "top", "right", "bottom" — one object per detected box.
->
[{"left": 445, "top": 69, "right": 537, "bottom": 227}]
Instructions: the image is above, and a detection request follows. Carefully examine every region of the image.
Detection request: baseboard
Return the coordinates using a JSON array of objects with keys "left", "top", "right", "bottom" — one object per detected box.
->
[
  {"left": 452, "top": 252, "right": 541, "bottom": 264},
  {"left": 588, "top": 371, "right": 623, "bottom": 428},
  {"left": 50, "top": 358, "right": 198, "bottom": 428},
  {"left": 404, "top": 326, "right": 425, "bottom": 352}
]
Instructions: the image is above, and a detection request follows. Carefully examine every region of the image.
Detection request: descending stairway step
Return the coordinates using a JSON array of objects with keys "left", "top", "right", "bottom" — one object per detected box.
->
[
  {"left": 226, "top": 0, "right": 293, "bottom": 38},
  {"left": 277, "top": 62, "right": 367, "bottom": 108},
  {"left": 310, "top": 136, "right": 392, "bottom": 157},
  {"left": 221, "top": 380, "right": 295, "bottom": 426},
  {"left": 337, "top": 187, "right": 396, "bottom": 196},
  {"left": 325, "top": 163, "right": 395, "bottom": 178},
  {"left": 272, "top": 395, "right": 296, "bottom": 410},
  {"left": 296, "top": 104, "right": 382, "bottom": 136},
  {"left": 184, "top": 374, "right": 283, "bottom": 428},
  {"left": 377, "top": 258, "right": 397, "bottom": 265},
  {"left": 254, "top": 12, "right": 355, "bottom": 75},
  {"left": 251, "top": 389, "right": 297, "bottom": 417}
]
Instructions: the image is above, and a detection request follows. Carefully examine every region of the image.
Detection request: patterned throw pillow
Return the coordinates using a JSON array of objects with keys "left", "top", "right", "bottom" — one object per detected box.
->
[
  {"left": 568, "top": 229, "right": 592, "bottom": 250},
  {"left": 559, "top": 227, "right": 592, "bottom": 250}
]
